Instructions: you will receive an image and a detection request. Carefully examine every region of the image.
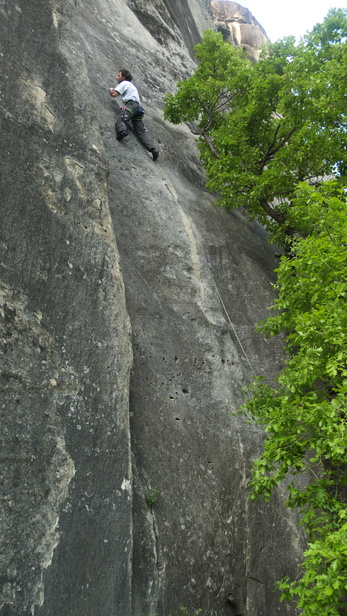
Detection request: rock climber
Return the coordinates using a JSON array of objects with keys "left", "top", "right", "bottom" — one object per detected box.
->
[{"left": 109, "top": 69, "right": 159, "bottom": 161}]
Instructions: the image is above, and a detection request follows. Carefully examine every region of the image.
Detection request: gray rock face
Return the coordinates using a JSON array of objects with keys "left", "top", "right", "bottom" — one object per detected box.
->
[
  {"left": 0, "top": 1, "right": 304, "bottom": 615},
  {"left": 210, "top": 0, "right": 268, "bottom": 60}
]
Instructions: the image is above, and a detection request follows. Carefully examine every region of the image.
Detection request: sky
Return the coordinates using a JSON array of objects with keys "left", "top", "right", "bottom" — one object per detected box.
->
[{"left": 233, "top": 0, "right": 347, "bottom": 42}]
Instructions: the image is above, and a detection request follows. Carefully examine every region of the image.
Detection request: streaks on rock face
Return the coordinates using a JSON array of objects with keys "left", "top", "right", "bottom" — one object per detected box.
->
[{"left": 0, "top": 283, "right": 76, "bottom": 613}]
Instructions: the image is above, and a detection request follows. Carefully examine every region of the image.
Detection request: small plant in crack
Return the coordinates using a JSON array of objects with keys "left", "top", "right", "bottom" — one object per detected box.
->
[
  {"left": 145, "top": 608, "right": 202, "bottom": 616},
  {"left": 145, "top": 485, "right": 159, "bottom": 508},
  {"left": 173, "top": 607, "right": 202, "bottom": 616}
]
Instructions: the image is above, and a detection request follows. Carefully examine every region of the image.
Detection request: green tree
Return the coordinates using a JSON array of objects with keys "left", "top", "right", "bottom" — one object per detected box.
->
[
  {"left": 164, "top": 11, "right": 347, "bottom": 238},
  {"left": 242, "top": 181, "right": 347, "bottom": 615}
]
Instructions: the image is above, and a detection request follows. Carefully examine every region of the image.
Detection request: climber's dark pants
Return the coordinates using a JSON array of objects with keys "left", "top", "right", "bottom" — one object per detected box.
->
[{"left": 116, "top": 100, "right": 156, "bottom": 151}]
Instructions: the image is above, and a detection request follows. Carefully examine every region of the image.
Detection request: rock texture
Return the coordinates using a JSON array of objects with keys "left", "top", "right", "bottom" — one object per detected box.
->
[
  {"left": 0, "top": 1, "right": 303, "bottom": 615},
  {"left": 210, "top": 0, "right": 268, "bottom": 60}
]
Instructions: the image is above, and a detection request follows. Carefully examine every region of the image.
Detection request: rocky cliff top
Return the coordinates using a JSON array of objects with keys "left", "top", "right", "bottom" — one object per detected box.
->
[{"left": 211, "top": 0, "right": 268, "bottom": 60}]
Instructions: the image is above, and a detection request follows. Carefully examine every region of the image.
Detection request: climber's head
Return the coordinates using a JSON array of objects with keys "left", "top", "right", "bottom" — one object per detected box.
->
[{"left": 117, "top": 69, "right": 132, "bottom": 83}]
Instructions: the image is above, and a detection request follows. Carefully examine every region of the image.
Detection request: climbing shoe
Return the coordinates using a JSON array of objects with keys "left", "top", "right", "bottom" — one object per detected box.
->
[
  {"left": 116, "top": 130, "right": 128, "bottom": 141},
  {"left": 150, "top": 148, "right": 159, "bottom": 161}
]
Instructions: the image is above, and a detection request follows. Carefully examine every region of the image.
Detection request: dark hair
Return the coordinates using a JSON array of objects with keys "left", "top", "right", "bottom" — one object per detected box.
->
[{"left": 119, "top": 68, "right": 132, "bottom": 82}]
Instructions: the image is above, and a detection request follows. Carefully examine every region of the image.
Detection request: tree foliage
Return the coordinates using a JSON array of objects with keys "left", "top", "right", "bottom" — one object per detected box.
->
[
  {"left": 242, "top": 181, "right": 347, "bottom": 615},
  {"left": 164, "top": 10, "right": 347, "bottom": 238}
]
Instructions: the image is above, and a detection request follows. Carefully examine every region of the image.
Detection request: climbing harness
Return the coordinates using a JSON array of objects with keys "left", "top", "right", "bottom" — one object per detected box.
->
[{"left": 121, "top": 104, "right": 134, "bottom": 121}]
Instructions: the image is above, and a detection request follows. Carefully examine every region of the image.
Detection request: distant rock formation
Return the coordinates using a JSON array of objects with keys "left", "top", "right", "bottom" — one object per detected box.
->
[{"left": 210, "top": 0, "right": 268, "bottom": 60}]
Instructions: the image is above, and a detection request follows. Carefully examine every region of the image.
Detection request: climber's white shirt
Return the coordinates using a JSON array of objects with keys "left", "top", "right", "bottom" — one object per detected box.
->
[{"left": 115, "top": 80, "right": 140, "bottom": 104}]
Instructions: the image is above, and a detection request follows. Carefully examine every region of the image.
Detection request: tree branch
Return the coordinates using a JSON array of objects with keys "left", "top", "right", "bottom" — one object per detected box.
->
[
  {"left": 201, "top": 131, "right": 220, "bottom": 157},
  {"left": 269, "top": 125, "right": 298, "bottom": 157},
  {"left": 260, "top": 198, "right": 285, "bottom": 225},
  {"left": 257, "top": 124, "right": 298, "bottom": 176}
]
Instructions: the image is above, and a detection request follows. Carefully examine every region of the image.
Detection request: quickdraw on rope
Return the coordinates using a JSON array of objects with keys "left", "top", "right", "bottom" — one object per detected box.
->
[{"left": 161, "top": 178, "right": 176, "bottom": 199}]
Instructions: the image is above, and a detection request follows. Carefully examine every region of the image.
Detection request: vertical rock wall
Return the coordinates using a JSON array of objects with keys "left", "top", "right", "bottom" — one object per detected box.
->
[
  {"left": 0, "top": 2, "right": 133, "bottom": 615},
  {"left": 0, "top": 1, "right": 305, "bottom": 615}
]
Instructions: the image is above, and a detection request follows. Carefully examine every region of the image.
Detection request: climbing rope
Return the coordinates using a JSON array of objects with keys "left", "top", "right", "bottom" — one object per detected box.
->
[
  {"left": 159, "top": 174, "right": 257, "bottom": 376},
  {"left": 206, "top": 258, "right": 257, "bottom": 376}
]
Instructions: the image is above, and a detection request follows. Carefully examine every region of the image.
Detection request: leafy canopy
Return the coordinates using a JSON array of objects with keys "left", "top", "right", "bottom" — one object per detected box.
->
[
  {"left": 242, "top": 181, "right": 347, "bottom": 615},
  {"left": 164, "top": 10, "right": 347, "bottom": 237}
]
